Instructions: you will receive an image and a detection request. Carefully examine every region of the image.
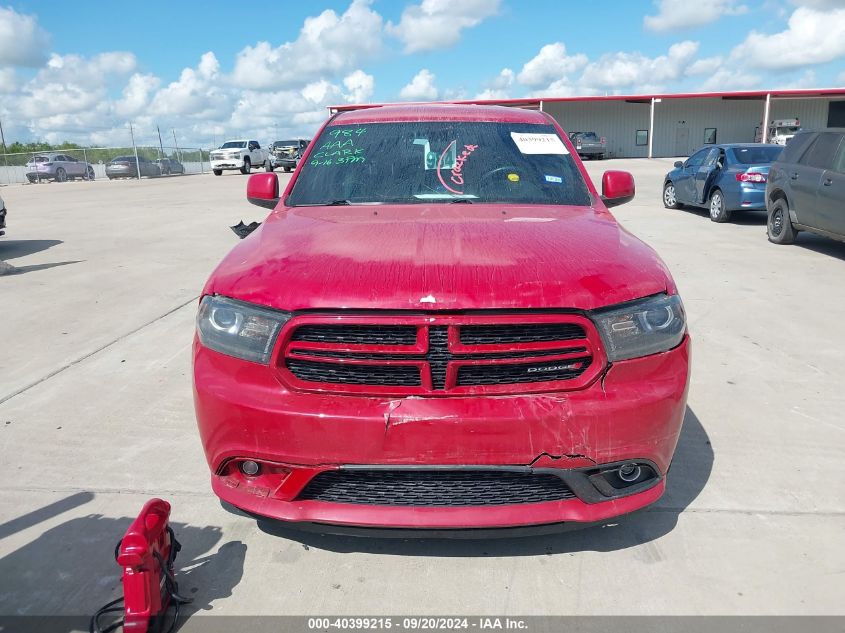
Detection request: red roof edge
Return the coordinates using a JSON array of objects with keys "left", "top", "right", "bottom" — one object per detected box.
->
[{"left": 329, "top": 88, "right": 845, "bottom": 112}]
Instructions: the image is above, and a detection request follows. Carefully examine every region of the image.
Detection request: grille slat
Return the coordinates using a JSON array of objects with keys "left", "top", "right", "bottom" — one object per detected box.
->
[
  {"left": 297, "top": 470, "right": 577, "bottom": 506},
  {"left": 292, "top": 325, "right": 417, "bottom": 346},
  {"left": 460, "top": 323, "right": 585, "bottom": 345},
  {"left": 290, "top": 347, "right": 586, "bottom": 361},
  {"left": 285, "top": 359, "right": 421, "bottom": 386}
]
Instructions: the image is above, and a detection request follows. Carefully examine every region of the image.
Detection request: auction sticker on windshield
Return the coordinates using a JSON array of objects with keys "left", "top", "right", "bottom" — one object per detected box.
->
[{"left": 510, "top": 132, "right": 568, "bottom": 155}]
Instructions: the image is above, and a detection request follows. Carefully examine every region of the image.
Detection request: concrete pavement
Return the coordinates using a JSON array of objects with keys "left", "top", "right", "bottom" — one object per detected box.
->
[{"left": 0, "top": 162, "right": 843, "bottom": 619}]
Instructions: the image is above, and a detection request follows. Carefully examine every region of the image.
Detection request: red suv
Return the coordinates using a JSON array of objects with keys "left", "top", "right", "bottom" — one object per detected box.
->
[{"left": 193, "top": 105, "right": 691, "bottom": 530}]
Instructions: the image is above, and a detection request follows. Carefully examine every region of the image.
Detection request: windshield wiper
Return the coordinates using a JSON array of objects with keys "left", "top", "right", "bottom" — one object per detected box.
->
[
  {"left": 327, "top": 199, "right": 351, "bottom": 206},
  {"left": 448, "top": 198, "right": 473, "bottom": 204}
]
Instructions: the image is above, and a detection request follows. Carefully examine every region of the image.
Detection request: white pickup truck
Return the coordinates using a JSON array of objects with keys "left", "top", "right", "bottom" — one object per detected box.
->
[
  {"left": 755, "top": 119, "right": 801, "bottom": 146},
  {"left": 210, "top": 139, "right": 269, "bottom": 175}
]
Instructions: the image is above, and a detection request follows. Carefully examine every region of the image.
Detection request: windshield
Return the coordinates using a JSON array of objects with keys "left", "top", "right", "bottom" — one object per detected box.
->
[
  {"left": 288, "top": 122, "right": 591, "bottom": 206},
  {"left": 776, "top": 127, "right": 800, "bottom": 135},
  {"left": 220, "top": 141, "right": 246, "bottom": 149},
  {"left": 275, "top": 141, "right": 298, "bottom": 148},
  {"left": 112, "top": 156, "right": 135, "bottom": 162},
  {"left": 581, "top": 133, "right": 599, "bottom": 140},
  {"left": 731, "top": 146, "right": 783, "bottom": 164}
]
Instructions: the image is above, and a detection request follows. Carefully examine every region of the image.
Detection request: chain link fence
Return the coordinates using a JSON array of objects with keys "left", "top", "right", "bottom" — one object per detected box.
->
[{"left": 0, "top": 146, "right": 212, "bottom": 185}]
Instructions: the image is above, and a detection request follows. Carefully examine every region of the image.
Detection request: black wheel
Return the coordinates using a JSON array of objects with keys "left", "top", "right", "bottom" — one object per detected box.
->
[
  {"left": 597, "top": 153, "right": 605, "bottom": 160},
  {"left": 767, "top": 198, "right": 795, "bottom": 244},
  {"left": 85, "top": 166, "right": 95, "bottom": 181},
  {"left": 240, "top": 158, "right": 251, "bottom": 174},
  {"left": 709, "top": 189, "right": 731, "bottom": 223},
  {"left": 55, "top": 167, "right": 67, "bottom": 182},
  {"left": 213, "top": 169, "right": 222, "bottom": 176},
  {"left": 27, "top": 176, "right": 36, "bottom": 184},
  {"left": 663, "top": 181, "right": 680, "bottom": 209},
  {"left": 284, "top": 166, "right": 292, "bottom": 173},
  {"left": 265, "top": 161, "right": 273, "bottom": 173}
]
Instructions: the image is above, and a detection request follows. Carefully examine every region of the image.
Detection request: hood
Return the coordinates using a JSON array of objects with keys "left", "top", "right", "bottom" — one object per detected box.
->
[{"left": 205, "top": 204, "right": 674, "bottom": 312}]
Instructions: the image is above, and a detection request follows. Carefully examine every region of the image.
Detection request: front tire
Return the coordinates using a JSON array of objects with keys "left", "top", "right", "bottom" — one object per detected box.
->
[
  {"left": 663, "top": 181, "right": 679, "bottom": 209},
  {"left": 767, "top": 199, "right": 795, "bottom": 244},
  {"left": 284, "top": 166, "right": 292, "bottom": 173},
  {"left": 213, "top": 169, "right": 222, "bottom": 176},
  {"left": 709, "top": 189, "right": 731, "bottom": 223},
  {"left": 55, "top": 168, "right": 67, "bottom": 183},
  {"left": 240, "top": 158, "right": 251, "bottom": 175},
  {"left": 85, "top": 166, "right": 95, "bottom": 181},
  {"left": 265, "top": 161, "right": 273, "bottom": 173}
]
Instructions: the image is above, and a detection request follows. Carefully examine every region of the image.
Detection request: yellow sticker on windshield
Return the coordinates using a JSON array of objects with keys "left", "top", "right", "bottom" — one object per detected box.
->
[{"left": 507, "top": 173, "right": 520, "bottom": 182}]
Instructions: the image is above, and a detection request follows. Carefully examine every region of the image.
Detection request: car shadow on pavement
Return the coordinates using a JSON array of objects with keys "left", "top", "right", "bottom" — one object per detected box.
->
[
  {"left": 676, "top": 207, "right": 766, "bottom": 226},
  {"left": 792, "top": 234, "right": 845, "bottom": 260},
  {"left": 254, "top": 406, "right": 713, "bottom": 556},
  {"left": 0, "top": 239, "right": 63, "bottom": 260},
  {"left": 0, "top": 507, "right": 247, "bottom": 620}
]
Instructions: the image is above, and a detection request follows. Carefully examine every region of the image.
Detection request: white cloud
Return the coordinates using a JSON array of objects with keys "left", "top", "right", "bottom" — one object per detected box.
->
[
  {"left": 0, "top": 67, "right": 17, "bottom": 93},
  {"left": 686, "top": 56, "right": 724, "bottom": 76},
  {"left": 386, "top": 0, "right": 500, "bottom": 53},
  {"left": 775, "top": 69, "right": 819, "bottom": 89},
  {"left": 399, "top": 69, "right": 438, "bottom": 100},
  {"left": 644, "top": 0, "right": 749, "bottom": 32},
  {"left": 790, "top": 0, "right": 845, "bottom": 7},
  {"left": 578, "top": 41, "right": 699, "bottom": 92},
  {"left": 150, "top": 52, "right": 232, "bottom": 120},
  {"left": 474, "top": 68, "right": 514, "bottom": 99},
  {"left": 0, "top": 7, "right": 50, "bottom": 67},
  {"left": 231, "top": 0, "right": 383, "bottom": 90},
  {"left": 699, "top": 68, "right": 761, "bottom": 91},
  {"left": 516, "top": 43, "right": 588, "bottom": 88},
  {"left": 342, "top": 69, "right": 375, "bottom": 103},
  {"left": 731, "top": 7, "right": 845, "bottom": 69},
  {"left": 17, "top": 52, "right": 138, "bottom": 120},
  {"left": 118, "top": 74, "right": 161, "bottom": 116}
]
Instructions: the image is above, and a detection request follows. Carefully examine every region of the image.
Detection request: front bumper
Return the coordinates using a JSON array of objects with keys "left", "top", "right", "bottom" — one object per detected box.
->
[
  {"left": 211, "top": 158, "right": 245, "bottom": 170},
  {"left": 194, "top": 336, "right": 690, "bottom": 528}
]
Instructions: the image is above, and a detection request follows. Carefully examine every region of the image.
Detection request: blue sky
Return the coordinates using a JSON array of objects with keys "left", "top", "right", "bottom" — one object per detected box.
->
[{"left": 1, "top": 0, "right": 843, "bottom": 147}]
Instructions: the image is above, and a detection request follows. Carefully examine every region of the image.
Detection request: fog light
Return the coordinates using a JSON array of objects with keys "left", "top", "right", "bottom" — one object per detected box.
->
[
  {"left": 240, "top": 460, "right": 260, "bottom": 476},
  {"left": 618, "top": 463, "right": 641, "bottom": 482}
]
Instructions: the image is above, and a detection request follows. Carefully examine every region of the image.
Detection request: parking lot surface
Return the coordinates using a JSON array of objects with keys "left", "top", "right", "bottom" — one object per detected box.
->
[{"left": 0, "top": 161, "right": 843, "bottom": 617}]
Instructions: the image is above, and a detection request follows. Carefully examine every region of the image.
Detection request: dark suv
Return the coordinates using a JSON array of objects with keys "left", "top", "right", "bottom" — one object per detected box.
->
[{"left": 766, "top": 130, "right": 845, "bottom": 244}]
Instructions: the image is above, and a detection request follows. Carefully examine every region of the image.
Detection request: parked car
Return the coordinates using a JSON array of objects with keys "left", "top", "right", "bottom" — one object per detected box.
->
[
  {"left": 0, "top": 194, "right": 6, "bottom": 237},
  {"left": 662, "top": 143, "right": 783, "bottom": 222},
  {"left": 569, "top": 131, "right": 607, "bottom": 159},
  {"left": 105, "top": 156, "right": 161, "bottom": 179},
  {"left": 766, "top": 129, "right": 845, "bottom": 244},
  {"left": 193, "top": 104, "right": 690, "bottom": 531},
  {"left": 26, "top": 153, "right": 95, "bottom": 183},
  {"left": 156, "top": 157, "right": 185, "bottom": 175},
  {"left": 267, "top": 139, "right": 310, "bottom": 172},
  {"left": 210, "top": 140, "right": 269, "bottom": 175}
]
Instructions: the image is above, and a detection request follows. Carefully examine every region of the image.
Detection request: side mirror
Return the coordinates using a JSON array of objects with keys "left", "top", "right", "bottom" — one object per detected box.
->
[
  {"left": 601, "top": 170, "right": 635, "bottom": 208},
  {"left": 674, "top": 161, "right": 684, "bottom": 168},
  {"left": 247, "top": 173, "right": 280, "bottom": 209}
]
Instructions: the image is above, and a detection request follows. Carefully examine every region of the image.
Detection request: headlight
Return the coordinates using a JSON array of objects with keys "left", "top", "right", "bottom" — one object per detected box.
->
[
  {"left": 592, "top": 294, "right": 686, "bottom": 361},
  {"left": 196, "top": 295, "right": 290, "bottom": 363}
]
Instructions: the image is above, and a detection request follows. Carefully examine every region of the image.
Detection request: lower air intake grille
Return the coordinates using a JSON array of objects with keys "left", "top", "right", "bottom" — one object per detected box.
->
[{"left": 296, "top": 470, "right": 577, "bottom": 506}]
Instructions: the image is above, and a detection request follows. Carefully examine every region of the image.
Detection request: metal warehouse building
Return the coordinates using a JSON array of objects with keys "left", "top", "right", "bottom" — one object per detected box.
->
[{"left": 331, "top": 88, "right": 845, "bottom": 159}]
